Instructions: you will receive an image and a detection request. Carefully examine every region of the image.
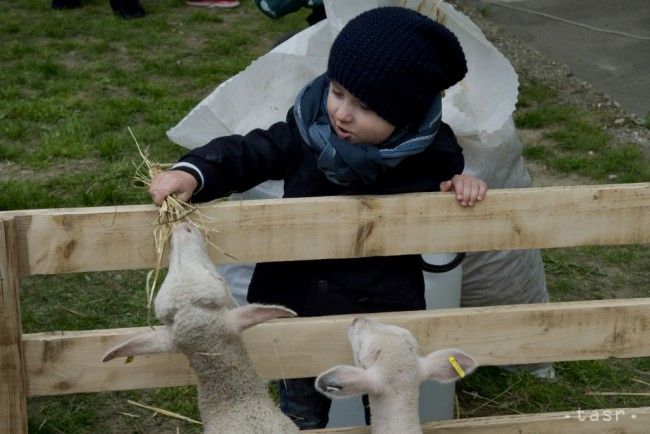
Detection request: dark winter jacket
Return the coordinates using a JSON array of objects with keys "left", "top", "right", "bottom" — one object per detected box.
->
[{"left": 176, "top": 109, "right": 464, "bottom": 316}]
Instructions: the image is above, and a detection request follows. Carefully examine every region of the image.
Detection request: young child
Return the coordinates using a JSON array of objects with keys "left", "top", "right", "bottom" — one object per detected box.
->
[{"left": 150, "top": 7, "right": 486, "bottom": 429}]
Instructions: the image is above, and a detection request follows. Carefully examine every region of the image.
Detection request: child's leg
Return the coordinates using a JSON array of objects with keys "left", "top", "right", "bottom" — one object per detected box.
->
[{"left": 280, "top": 377, "right": 331, "bottom": 429}]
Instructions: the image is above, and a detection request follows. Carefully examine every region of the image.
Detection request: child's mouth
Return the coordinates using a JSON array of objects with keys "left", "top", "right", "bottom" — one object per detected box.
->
[{"left": 335, "top": 124, "right": 351, "bottom": 140}]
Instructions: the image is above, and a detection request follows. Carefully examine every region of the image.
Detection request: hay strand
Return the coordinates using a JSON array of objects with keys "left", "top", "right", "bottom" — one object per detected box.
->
[
  {"left": 272, "top": 338, "right": 288, "bottom": 389},
  {"left": 127, "top": 400, "right": 203, "bottom": 425},
  {"left": 632, "top": 378, "right": 650, "bottom": 387},
  {"left": 587, "top": 392, "right": 650, "bottom": 397}
]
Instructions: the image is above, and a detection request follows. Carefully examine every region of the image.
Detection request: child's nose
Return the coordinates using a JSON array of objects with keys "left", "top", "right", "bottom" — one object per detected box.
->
[{"left": 335, "top": 102, "right": 353, "bottom": 122}]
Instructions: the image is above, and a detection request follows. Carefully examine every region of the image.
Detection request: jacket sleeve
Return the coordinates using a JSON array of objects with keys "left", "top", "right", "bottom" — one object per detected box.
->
[
  {"left": 174, "top": 120, "right": 302, "bottom": 202},
  {"left": 431, "top": 124, "right": 465, "bottom": 186}
]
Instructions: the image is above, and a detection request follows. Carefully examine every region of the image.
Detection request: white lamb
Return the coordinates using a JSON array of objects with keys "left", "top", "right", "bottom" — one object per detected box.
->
[
  {"left": 102, "top": 222, "right": 299, "bottom": 434},
  {"left": 315, "top": 317, "right": 477, "bottom": 434}
]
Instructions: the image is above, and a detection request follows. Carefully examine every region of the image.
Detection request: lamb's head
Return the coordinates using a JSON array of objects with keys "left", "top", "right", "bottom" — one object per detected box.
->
[
  {"left": 153, "top": 222, "right": 230, "bottom": 327},
  {"left": 102, "top": 221, "right": 296, "bottom": 362},
  {"left": 315, "top": 317, "right": 477, "bottom": 399}
]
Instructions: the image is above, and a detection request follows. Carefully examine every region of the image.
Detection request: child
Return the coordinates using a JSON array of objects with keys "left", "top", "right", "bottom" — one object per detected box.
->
[{"left": 150, "top": 7, "right": 486, "bottom": 429}]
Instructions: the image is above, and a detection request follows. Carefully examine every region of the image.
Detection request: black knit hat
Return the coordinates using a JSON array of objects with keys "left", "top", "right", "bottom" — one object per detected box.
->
[{"left": 327, "top": 7, "right": 467, "bottom": 127}]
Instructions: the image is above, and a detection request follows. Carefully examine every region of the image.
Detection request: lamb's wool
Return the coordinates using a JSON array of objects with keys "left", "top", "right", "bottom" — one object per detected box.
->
[
  {"left": 316, "top": 318, "right": 477, "bottom": 434},
  {"left": 105, "top": 223, "right": 298, "bottom": 434}
]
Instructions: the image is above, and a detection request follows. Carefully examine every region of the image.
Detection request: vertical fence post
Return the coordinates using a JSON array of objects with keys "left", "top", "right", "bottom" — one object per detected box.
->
[{"left": 0, "top": 219, "right": 28, "bottom": 433}]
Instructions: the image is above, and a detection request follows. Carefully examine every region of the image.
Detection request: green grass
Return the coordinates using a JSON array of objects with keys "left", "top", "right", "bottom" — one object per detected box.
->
[
  {"left": 0, "top": 0, "right": 308, "bottom": 210},
  {"left": 28, "top": 386, "right": 202, "bottom": 434},
  {"left": 516, "top": 81, "right": 559, "bottom": 109},
  {"left": 515, "top": 84, "right": 650, "bottom": 183},
  {"left": 459, "top": 358, "right": 650, "bottom": 417},
  {"left": 2, "top": 0, "right": 649, "bottom": 431},
  {"left": 543, "top": 245, "right": 650, "bottom": 301}
]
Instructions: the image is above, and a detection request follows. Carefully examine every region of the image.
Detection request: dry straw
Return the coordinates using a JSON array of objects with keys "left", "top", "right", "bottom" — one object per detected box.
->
[
  {"left": 130, "top": 127, "right": 195, "bottom": 316},
  {"left": 129, "top": 128, "right": 239, "bottom": 319}
]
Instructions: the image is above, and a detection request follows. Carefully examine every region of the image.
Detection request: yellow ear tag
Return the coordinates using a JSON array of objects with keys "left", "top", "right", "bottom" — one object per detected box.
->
[
  {"left": 448, "top": 356, "right": 465, "bottom": 378},
  {"left": 125, "top": 356, "right": 134, "bottom": 364}
]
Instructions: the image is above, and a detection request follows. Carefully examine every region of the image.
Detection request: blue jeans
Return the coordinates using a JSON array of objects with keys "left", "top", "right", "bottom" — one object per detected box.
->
[{"left": 279, "top": 377, "right": 331, "bottom": 429}]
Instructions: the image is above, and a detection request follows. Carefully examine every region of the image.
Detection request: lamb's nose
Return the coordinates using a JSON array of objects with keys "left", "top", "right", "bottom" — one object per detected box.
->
[{"left": 351, "top": 317, "right": 371, "bottom": 330}]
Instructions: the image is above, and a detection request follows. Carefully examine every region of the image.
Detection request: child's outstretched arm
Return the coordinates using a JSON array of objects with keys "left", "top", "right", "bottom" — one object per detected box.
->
[
  {"left": 150, "top": 170, "right": 198, "bottom": 206},
  {"left": 440, "top": 174, "right": 487, "bottom": 207},
  {"left": 148, "top": 118, "right": 299, "bottom": 206}
]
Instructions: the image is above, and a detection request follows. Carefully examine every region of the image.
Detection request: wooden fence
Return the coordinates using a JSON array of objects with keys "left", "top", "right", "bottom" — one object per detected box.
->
[{"left": 1, "top": 183, "right": 649, "bottom": 432}]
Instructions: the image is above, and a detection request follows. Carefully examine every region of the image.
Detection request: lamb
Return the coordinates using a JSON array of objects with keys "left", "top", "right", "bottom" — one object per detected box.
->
[
  {"left": 315, "top": 317, "right": 477, "bottom": 434},
  {"left": 102, "top": 222, "right": 299, "bottom": 434}
]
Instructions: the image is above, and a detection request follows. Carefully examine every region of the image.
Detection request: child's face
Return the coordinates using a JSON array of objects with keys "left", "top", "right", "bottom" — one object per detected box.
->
[{"left": 327, "top": 81, "right": 395, "bottom": 145}]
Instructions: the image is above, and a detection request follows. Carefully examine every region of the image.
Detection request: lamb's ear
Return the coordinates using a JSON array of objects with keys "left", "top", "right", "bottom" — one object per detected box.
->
[
  {"left": 102, "top": 328, "right": 174, "bottom": 362},
  {"left": 230, "top": 304, "right": 297, "bottom": 332},
  {"left": 315, "top": 365, "right": 383, "bottom": 399},
  {"left": 418, "top": 348, "right": 477, "bottom": 384}
]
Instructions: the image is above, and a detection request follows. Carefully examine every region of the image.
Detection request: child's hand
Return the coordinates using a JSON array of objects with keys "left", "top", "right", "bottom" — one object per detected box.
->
[
  {"left": 440, "top": 174, "right": 487, "bottom": 207},
  {"left": 149, "top": 170, "right": 198, "bottom": 206}
]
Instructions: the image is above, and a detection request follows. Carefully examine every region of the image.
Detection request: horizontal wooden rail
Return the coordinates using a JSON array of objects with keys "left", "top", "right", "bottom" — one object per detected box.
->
[
  {"left": 3, "top": 183, "right": 649, "bottom": 277},
  {"left": 308, "top": 407, "right": 650, "bottom": 433},
  {"left": 23, "top": 298, "right": 650, "bottom": 396}
]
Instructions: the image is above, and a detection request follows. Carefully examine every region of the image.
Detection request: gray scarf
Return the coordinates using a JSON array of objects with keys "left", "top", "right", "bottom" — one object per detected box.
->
[{"left": 293, "top": 74, "right": 442, "bottom": 186}]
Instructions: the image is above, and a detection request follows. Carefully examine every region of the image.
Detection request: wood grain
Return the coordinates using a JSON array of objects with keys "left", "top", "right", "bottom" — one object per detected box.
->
[
  {"left": 0, "top": 220, "right": 28, "bottom": 433},
  {"left": 23, "top": 298, "right": 650, "bottom": 396},
  {"left": 4, "top": 183, "right": 648, "bottom": 276}
]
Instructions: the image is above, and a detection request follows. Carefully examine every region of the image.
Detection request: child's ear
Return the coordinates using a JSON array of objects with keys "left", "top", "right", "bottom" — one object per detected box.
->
[
  {"left": 418, "top": 348, "right": 477, "bottom": 384},
  {"left": 102, "top": 328, "right": 174, "bottom": 362},
  {"left": 315, "top": 365, "right": 383, "bottom": 399},
  {"left": 230, "top": 304, "right": 297, "bottom": 332}
]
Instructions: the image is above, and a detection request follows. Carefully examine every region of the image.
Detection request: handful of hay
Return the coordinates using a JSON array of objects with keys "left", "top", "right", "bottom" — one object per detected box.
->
[
  {"left": 130, "top": 129, "right": 238, "bottom": 320},
  {"left": 131, "top": 129, "right": 197, "bottom": 315}
]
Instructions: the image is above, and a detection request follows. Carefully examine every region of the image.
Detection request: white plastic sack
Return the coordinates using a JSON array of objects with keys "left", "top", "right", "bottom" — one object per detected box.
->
[
  {"left": 167, "top": 20, "right": 330, "bottom": 144},
  {"left": 168, "top": 0, "right": 518, "bottom": 143},
  {"left": 458, "top": 118, "right": 548, "bottom": 308},
  {"left": 167, "top": 0, "right": 548, "bottom": 312}
]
